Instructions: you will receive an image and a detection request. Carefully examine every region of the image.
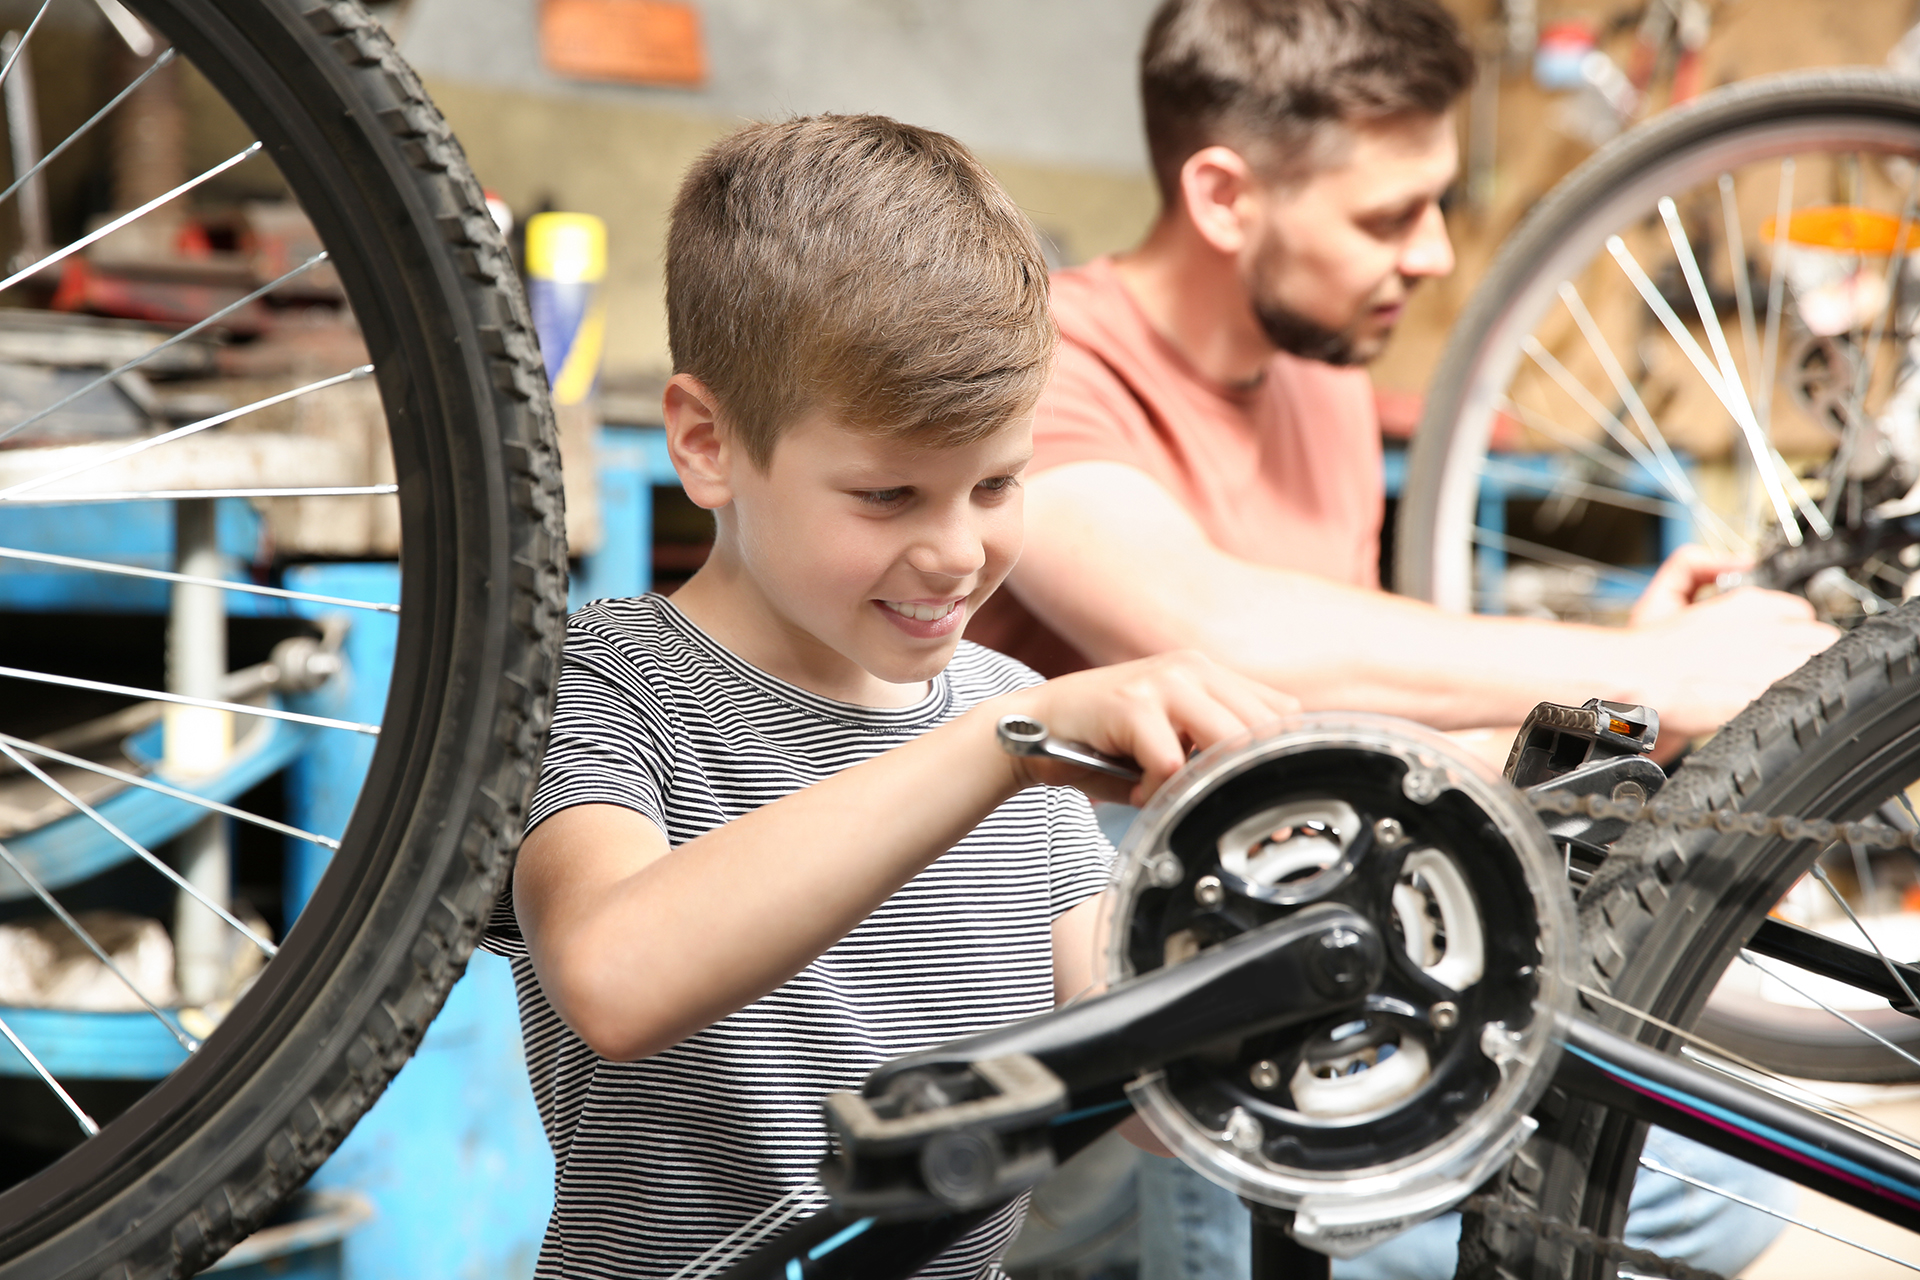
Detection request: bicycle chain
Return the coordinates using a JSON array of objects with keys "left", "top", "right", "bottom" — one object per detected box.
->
[{"left": 1460, "top": 1194, "right": 1729, "bottom": 1280}]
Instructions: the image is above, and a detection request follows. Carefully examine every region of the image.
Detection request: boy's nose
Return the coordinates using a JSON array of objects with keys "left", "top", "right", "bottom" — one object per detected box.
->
[{"left": 908, "top": 514, "right": 988, "bottom": 579}]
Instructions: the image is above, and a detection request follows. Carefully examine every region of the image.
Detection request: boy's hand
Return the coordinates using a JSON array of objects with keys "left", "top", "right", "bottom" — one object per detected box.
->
[{"left": 996, "top": 651, "right": 1300, "bottom": 805}]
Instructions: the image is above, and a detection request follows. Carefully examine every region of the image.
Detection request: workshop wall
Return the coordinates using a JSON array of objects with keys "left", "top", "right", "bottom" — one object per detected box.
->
[{"left": 399, "top": 0, "right": 1164, "bottom": 393}]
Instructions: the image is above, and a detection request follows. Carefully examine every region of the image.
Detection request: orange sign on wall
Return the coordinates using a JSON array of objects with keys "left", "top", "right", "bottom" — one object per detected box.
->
[{"left": 540, "top": 0, "right": 707, "bottom": 88}]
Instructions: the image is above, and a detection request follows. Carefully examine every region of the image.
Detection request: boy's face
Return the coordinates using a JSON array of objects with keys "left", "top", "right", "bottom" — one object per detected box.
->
[{"left": 720, "top": 411, "right": 1033, "bottom": 696}]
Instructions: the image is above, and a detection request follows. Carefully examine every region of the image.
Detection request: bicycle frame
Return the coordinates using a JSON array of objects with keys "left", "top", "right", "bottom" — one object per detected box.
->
[{"left": 704, "top": 905, "right": 1920, "bottom": 1280}]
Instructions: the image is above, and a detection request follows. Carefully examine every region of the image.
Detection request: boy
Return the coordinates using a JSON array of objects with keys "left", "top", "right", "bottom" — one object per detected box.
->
[{"left": 485, "top": 114, "right": 1294, "bottom": 1280}]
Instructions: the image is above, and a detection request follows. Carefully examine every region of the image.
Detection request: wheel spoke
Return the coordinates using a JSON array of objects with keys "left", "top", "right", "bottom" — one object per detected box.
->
[
  {"left": 0, "top": 666, "right": 379, "bottom": 734},
  {"left": 1641, "top": 1151, "right": 1920, "bottom": 1269},
  {"left": 0, "top": 545, "right": 397, "bottom": 614},
  {"left": 0, "top": 46, "right": 172, "bottom": 214},
  {"left": 0, "top": 142, "right": 263, "bottom": 297},
  {"left": 1494, "top": 395, "right": 1647, "bottom": 482},
  {"left": 0, "top": 1, "right": 53, "bottom": 96},
  {"left": 0, "top": 1012, "right": 97, "bottom": 1138},
  {"left": 1609, "top": 232, "right": 1822, "bottom": 543},
  {"left": 1736, "top": 952, "right": 1920, "bottom": 1074},
  {"left": 0, "top": 840, "right": 196, "bottom": 1053},
  {"left": 1659, "top": 198, "right": 1834, "bottom": 540},
  {"left": 1520, "top": 334, "right": 1739, "bottom": 546},
  {"left": 0, "top": 364, "right": 373, "bottom": 501},
  {"left": 1809, "top": 862, "right": 1920, "bottom": 1013},
  {"left": 0, "top": 731, "right": 337, "bottom": 850},
  {"left": 1758, "top": 158, "right": 1795, "bottom": 437},
  {"left": 1469, "top": 525, "right": 1651, "bottom": 586},
  {"left": 0, "top": 739, "right": 275, "bottom": 957},
  {"left": 1554, "top": 282, "right": 1745, "bottom": 551},
  {"left": 1721, "top": 173, "right": 1762, "bottom": 391},
  {"left": 2, "top": 484, "right": 400, "bottom": 505},
  {"left": 1476, "top": 459, "right": 1691, "bottom": 520},
  {"left": 0, "top": 250, "right": 329, "bottom": 449},
  {"left": 1828, "top": 164, "right": 1920, "bottom": 525}
]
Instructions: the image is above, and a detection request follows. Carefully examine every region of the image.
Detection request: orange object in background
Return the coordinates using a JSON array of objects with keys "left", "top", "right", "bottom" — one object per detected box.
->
[
  {"left": 540, "top": 0, "right": 706, "bottom": 87},
  {"left": 1761, "top": 206, "right": 1920, "bottom": 255}
]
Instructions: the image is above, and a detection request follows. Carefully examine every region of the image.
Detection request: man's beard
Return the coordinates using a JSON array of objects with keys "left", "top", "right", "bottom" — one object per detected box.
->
[
  {"left": 1245, "top": 235, "right": 1398, "bottom": 368},
  {"left": 1251, "top": 297, "right": 1370, "bottom": 367}
]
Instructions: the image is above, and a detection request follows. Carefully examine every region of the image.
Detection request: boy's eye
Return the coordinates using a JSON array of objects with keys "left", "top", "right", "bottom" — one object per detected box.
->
[
  {"left": 977, "top": 475, "right": 1018, "bottom": 495},
  {"left": 854, "top": 488, "right": 910, "bottom": 507}
]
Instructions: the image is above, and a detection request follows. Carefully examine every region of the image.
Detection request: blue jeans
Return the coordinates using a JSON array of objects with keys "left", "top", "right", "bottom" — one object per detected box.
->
[{"left": 1136, "top": 1128, "right": 1794, "bottom": 1280}]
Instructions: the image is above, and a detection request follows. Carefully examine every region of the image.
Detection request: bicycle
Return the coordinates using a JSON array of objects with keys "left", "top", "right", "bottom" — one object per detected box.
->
[
  {"left": 0, "top": 1, "right": 567, "bottom": 1276},
  {"left": 653, "top": 597, "right": 1920, "bottom": 1280}
]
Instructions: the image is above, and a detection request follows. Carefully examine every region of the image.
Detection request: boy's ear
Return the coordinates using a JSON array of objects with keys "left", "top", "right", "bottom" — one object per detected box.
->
[{"left": 662, "top": 373, "right": 735, "bottom": 511}]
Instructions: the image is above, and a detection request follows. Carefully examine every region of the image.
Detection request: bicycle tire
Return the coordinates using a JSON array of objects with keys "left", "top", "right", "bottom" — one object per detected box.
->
[
  {"left": 1458, "top": 599, "right": 1920, "bottom": 1278},
  {"left": 0, "top": 3, "right": 566, "bottom": 1277},
  {"left": 1397, "top": 67, "right": 1920, "bottom": 615}
]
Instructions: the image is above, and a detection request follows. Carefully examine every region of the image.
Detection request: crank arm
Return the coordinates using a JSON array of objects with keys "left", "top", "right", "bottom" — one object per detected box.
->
[
  {"left": 865, "top": 902, "right": 1381, "bottom": 1099},
  {"left": 711, "top": 906, "right": 1384, "bottom": 1279},
  {"left": 1554, "top": 1015, "right": 1920, "bottom": 1231}
]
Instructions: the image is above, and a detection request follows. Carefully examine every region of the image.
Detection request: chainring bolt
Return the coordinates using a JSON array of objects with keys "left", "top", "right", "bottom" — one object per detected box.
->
[
  {"left": 1222, "top": 1106, "right": 1264, "bottom": 1153},
  {"left": 1372, "top": 816, "right": 1407, "bottom": 849},
  {"left": 1612, "top": 781, "right": 1647, "bottom": 805},
  {"left": 1148, "top": 852, "right": 1185, "bottom": 889},
  {"left": 1402, "top": 768, "right": 1444, "bottom": 804},
  {"left": 1194, "top": 875, "right": 1225, "bottom": 907},
  {"left": 1248, "top": 1059, "right": 1281, "bottom": 1090},
  {"left": 1430, "top": 1000, "right": 1459, "bottom": 1031}
]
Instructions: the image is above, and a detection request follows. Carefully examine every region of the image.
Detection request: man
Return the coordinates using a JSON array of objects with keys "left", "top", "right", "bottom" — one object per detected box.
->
[
  {"left": 966, "top": 0, "right": 1834, "bottom": 742},
  {"left": 968, "top": 1, "right": 1813, "bottom": 1276}
]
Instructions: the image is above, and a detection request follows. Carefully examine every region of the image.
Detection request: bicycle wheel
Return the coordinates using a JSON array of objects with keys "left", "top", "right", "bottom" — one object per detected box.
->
[
  {"left": 0, "top": 2, "right": 564, "bottom": 1277},
  {"left": 1460, "top": 599, "right": 1920, "bottom": 1277},
  {"left": 1400, "top": 69, "right": 1920, "bottom": 625}
]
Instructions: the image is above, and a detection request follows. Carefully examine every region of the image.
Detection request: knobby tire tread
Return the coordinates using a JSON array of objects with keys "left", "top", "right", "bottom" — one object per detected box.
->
[{"left": 0, "top": 3, "right": 567, "bottom": 1277}]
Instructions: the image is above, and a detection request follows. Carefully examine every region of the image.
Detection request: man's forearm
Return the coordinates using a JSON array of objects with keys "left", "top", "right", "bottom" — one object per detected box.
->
[{"left": 1016, "top": 564, "right": 1632, "bottom": 729}]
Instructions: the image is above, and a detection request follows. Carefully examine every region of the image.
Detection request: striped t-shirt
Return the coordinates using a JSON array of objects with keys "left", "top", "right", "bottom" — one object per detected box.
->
[{"left": 483, "top": 594, "right": 1114, "bottom": 1280}]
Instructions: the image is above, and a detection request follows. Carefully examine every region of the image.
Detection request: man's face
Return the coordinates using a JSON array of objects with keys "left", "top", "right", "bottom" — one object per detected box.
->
[
  {"left": 1242, "top": 113, "right": 1459, "bottom": 366},
  {"left": 724, "top": 411, "right": 1032, "bottom": 691}
]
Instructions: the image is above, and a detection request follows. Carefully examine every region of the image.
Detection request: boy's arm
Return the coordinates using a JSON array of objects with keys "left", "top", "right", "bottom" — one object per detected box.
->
[{"left": 515, "top": 652, "right": 1296, "bottom": 1063}]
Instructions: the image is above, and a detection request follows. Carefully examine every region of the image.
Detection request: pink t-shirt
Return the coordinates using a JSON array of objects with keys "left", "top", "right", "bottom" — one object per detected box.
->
[{"left": 968, "top": 257, "right": 1384, "bottom": 677}]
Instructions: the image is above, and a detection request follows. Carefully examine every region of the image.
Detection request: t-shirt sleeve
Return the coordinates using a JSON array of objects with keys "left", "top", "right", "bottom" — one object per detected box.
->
[
  {"left": 525, "top": 624, "right": 676, "bottom": 835},
  {"left": 480, "top": 620, "right": 675, "bottom": 957},
  {"left": 1046, "top": 784, "right": 1117, "bottom": 920}
]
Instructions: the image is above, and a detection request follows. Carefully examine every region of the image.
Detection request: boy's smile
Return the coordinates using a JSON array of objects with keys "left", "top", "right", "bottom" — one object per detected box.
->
[{"left": 669, "top": 397, "right": 1033, "bottom": 708}]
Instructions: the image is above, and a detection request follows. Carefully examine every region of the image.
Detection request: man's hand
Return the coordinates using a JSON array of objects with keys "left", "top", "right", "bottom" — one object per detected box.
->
[
  {"left": 1628, "top": 544, "right": 1750, "bottom": 627},
  {"left": 1624, "top": 546, "right": 1840, "bottom": 739},
  {"left": 996, "top": 651, "right": 1300, "bottom": 806}
]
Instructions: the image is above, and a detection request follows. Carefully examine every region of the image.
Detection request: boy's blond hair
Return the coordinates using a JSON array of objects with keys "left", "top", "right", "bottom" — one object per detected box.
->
[{"left": 666, "top": 114, "right": 1055, "bottom": 466}]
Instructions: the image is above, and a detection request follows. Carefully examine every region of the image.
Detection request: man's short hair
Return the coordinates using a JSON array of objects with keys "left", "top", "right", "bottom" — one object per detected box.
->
[
  {"left": 1141, "top": 0, "right": 1475, "bottom": 200},
  {"left": 666, "top": 114, "right": 1054, "bottom": 467}
]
